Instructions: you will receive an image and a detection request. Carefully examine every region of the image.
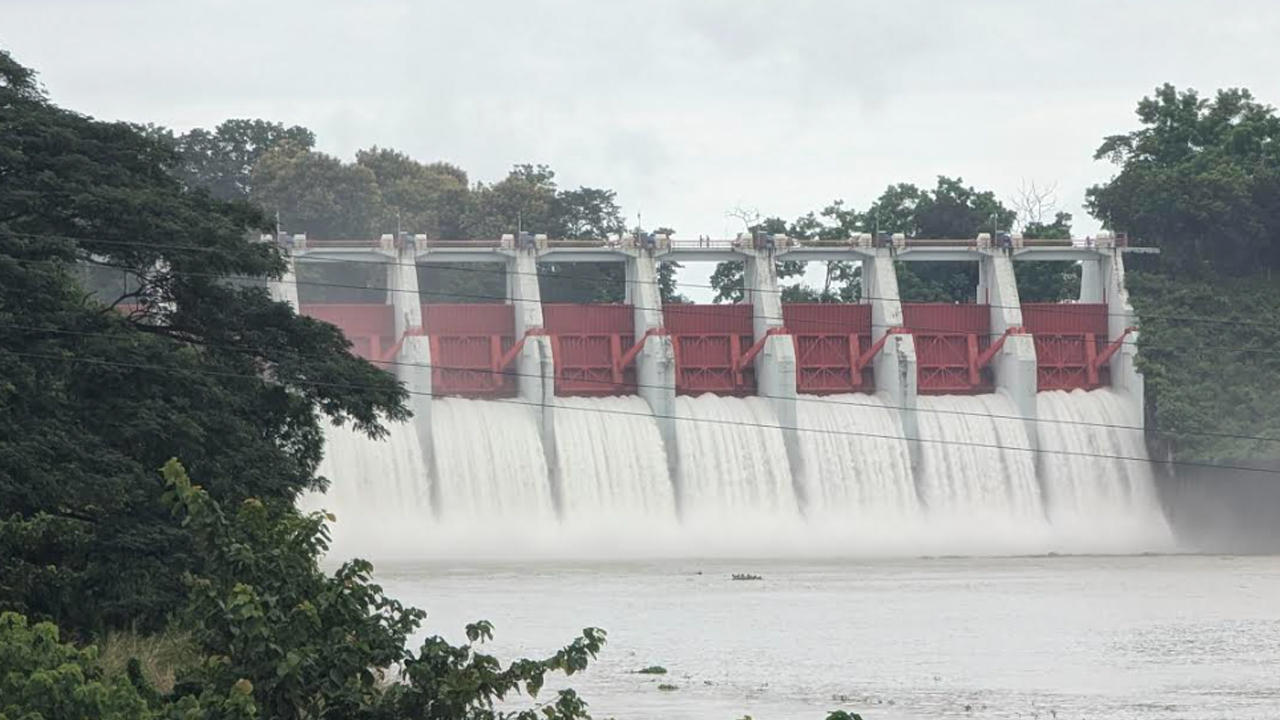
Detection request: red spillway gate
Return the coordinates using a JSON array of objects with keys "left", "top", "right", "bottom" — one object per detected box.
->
[
  {"left": 422, "top": 304, "right": 517, "bottom": 397},
  {"left": 903, "top": 303, "right": 994, "bottom": 394},
  {"left": 298, "top": 304, "right": 397, "bottom": 366},
  {"left": 663, "top": 304, "right": 756, "bottom": 395},
  {"left": 783, "top": 304, "right": 875, "bottom": 393},
  {"left": 543, "top": 304, "right": 636, "bottom": 396},
  {"left": 1022, "top": 303, "right": 1114, "bottom": 390}
]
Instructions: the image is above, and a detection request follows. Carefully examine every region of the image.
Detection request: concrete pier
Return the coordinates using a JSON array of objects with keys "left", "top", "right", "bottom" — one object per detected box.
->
[
  {"left": 977, "top": 244, "right": 1039, "bottom": 447},
  {"left": 861, "top": 247, "right": 921, "bottom": 467}
]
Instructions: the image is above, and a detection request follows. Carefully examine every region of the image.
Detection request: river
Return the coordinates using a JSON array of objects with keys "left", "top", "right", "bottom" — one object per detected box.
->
[{"left": 375, "top": 554, "right": 1280, "bottom": 720}]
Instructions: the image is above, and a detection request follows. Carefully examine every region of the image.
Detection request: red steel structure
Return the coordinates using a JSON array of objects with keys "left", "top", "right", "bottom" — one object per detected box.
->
[
  {"left": 783, "top": 304, "right": 876, "bottom": 394},
  {"left": 542, "top": 304, "right": 637, "bottom": 396},
  {"left": 1022, "top": 303, "right": 1132, "bottom": 391},
  {"left": 299, "top": 304, "right": 397, "bottom": 367},
  {"left": 903, "top": 303, "right": 995, "bottom": 394},
  {"left": 663, "top": 304, "right": 756, "bottom": 395},
  {"left": 421, "top": 304, "right": 518, "bottom": 397}
]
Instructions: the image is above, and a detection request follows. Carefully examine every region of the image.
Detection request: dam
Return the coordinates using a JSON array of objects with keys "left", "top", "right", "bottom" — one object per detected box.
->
[{"left": 279, "top": 231, "right": 1173, "bottom": 558}]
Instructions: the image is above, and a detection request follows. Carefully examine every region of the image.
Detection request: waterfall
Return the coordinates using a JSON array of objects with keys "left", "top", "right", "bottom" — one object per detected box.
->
[
  {"left": 430, "top": 398, "right": 554, "bottom": 525},
  {"left": 551, "top": 396, "right": 677, "bottom": 536},
  {"left": 915, "top": 393, "right": 1050, "bottom": 550},
  {"left": 673, "top": 395, "right": 800, "bottom": 550},
  {"left": 1036, "top": 389, "right": 1173, "bottom": 551},
  {"left": 795, "top": 394, "right": 919, "bottom": 531},
  {"left": 310, "top": 419, "right": 431, "bottom": 561},
  {"left": 306, "top": 386, "right": 1173, "bottom": 560}
]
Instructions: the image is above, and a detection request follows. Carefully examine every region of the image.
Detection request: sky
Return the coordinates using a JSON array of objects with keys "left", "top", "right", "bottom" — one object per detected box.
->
[{"left": 5, "top": 0, "right": 1280, "bottom": 299}]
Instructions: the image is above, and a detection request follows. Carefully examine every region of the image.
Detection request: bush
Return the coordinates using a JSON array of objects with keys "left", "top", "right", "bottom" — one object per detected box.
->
[{"left": 0, "top": 611, "right": 153, "bottom": 720}]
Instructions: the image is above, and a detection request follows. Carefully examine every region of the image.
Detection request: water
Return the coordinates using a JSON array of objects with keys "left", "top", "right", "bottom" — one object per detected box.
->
[
  {"left": 378, "top": 555, "right": 1280, "bottom": 720},
  {"left": 1036, "top": 389, "right": 1174, "bottom": 552},
  {"left": 914, "top": 393, "right": 1051, "bottom": 551},
  {"left": 308, "top": 419, "right": 430, "bottom": 561},
  {"left": 673, "top": 395, "right": 801, "bottom": 549},
  {"left": 795, "top": 393, "right": 920, "bottom": 541},
  {"left": 429, "top": 396, "right": 555, "bottom": 525},
  {"left": 551, "top": 396, "right": 679, "bottom": 548},
  {"left": 315, "top": 390, "right": 1174, "bottom": 557}
]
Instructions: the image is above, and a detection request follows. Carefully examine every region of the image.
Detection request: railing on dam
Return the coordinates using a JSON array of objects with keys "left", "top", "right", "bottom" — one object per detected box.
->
[
  {"left": 903, "top": 304, "right": 994, "bottom": 394},
  {"left": 783, "top": 304, "right": 875, "bottom": 394},
  {"left": 543, "top": 304, "right": 636, "bottom": 396},
  {"left": 1022, "top": 303, "right": 1112, "bottom": 391},
  {"left": 664, "top": 304, "right": 756, "bottom": 396},
  {"left": 421, "top": 304, "right": 517, "bottom": 397}
]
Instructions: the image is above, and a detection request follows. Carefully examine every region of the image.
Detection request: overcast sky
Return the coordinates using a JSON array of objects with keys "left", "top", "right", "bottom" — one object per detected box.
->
[{"left": 5, "top": 1, "right": 1280, "bottom": 298}]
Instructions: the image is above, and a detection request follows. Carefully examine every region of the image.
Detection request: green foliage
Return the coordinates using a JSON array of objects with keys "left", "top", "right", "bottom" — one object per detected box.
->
[
  {"left": 170, "top": 119, "right": 317, "bottom": 202},
  {"left": 160, "top": 459, "right": 605, "bottom": 720},
  {"left": 1126, "top": 271, "right": 1280, "bottom": 461},
  {"left": 0, "top": 49, "right": 407, "bottom": 634},
  {"left": 1088, "top": 84, "right": 1280, "bottom": 276},
  {"left": 656, "top": 684, "right": 678, "bottom": 691},
  {"left": 709, "top": 177, "right": 1035, "bottom": 304},
  {"left": 0, "top": 611, "right": 155, "bottom": 720},
  {"left": 1014, "top": 211, "right": 1081, "bottom": 302},
  {"left": 632, "top": 665, "right": 667, "bottom": 675},
  {"left": 825, "top": 712, "right": 864, "bottom": 720}
]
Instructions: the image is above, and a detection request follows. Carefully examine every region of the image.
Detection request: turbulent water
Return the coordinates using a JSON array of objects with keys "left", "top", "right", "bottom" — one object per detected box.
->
[
  {"left": 429, "top": 398, "right": 555, "bottom": 525},
  {"left": 315, "top": 388, "right": 1175, "bottom": 558},
  {"left": 672, "top": 395, "right": 800, "bottom": 537},
  {"left": 795, "top": 394, "right": 918, "bottom": 526},
  {"left": 551, "top": 396, "right": 677, "bottom": 537},
  {"left": 1036, "top": 388, "right": 1173, "bottom": 551},
  {"left": 308, "top": 419, "right": 431, "bottom": 561},
  {"left": 914, "top": 393, "right": 1049, "bottom": 550}
]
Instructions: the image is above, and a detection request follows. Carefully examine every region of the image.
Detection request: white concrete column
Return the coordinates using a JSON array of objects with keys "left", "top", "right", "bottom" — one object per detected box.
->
[
  {"left": 861, "top": 249, "right": 921, "bottom": 466},
  {"left": 268, "top": 236, "right": 301, "bottom": 310},
  {"left": 980, "top": 251, "right": 1039, "bottom": 448},
  {"left": 626, "top": 251, "right": 679, "bottom": 487},
  {"left": 506, "top": 250, "right": 557, "bottom": 468},
  {"left": 1102, "top": 250, "right": 1144, "bottom": 407},
  {"left": 743, "top": 248, "right": 802, "bottom": 499},
  {"left": 389, "top": 235, "right": 424, "bottom": 338}
]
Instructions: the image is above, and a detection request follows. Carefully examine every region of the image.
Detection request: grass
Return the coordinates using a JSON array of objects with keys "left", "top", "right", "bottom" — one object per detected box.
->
[
  {"left": 657, "top": 684, "right": 679, "bottom": 691},
  {"left": 633, "top": 665, "right": 668, "bottom": 675},
  {"left": 94, "top": 627, "right": 200, "bottom": 694}
]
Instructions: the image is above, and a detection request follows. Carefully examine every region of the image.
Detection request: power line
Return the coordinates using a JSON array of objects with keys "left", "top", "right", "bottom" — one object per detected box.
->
[
  {"left": 6, "top": 321, "right": 1280, "bottom": 446},
  {"left": 5, "top": 348, "right": 1280, "bottom": 478},
  {"left": 7, "top": 229, "right": 1275, "bottom": 333}
]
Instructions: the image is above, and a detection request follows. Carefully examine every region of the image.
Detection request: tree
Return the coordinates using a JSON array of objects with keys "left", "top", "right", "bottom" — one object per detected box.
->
[
  {"left": 0, "top": 49, "right": 407, "bottom": 633},
  {"left": 250, "top": 146, "right": 383, "bottom": 238},
  {"left": 164, "top": 458, "right": 603, "bottom": 720},
  {"left": 170, "top": 119, "right": 316, "bottom": 202},
  {"left": 355, "top": 148, "right": 470, "bottom": 239},
  {"left": 1088, "top": 84, "right": 1280, "bottom": 276},
  {"left": 873, "top": 177, "right": 1017, "bottom": 303},
  {"left": 1016, "top": 210, "right": 1082, "bottom": 302}
]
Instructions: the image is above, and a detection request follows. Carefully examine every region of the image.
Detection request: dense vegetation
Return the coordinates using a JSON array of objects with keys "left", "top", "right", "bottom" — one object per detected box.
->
[{"left": 1089, "top": 85, "right": 1280, "bottom": 462}]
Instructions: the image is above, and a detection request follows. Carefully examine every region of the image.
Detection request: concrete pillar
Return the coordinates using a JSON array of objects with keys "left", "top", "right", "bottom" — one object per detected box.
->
[
  {"left": 979, "top": 251, "right": 1039, "bottom": 448},
  {"left": 1101, "top": 250, "right": 1144, "bottom": 408},
  {"left": 388, "top": 235, "right": 423, "bottom": 339},
  {"left": 625, "top": 251, "right": 679, "bottom": 489},
  {"left": 861, "top": 249, "right": 921, "bottom": 467},
  {"left": 742, "top": 248, "right": 802, "bottom": 500},
  {"left": 506, "top": 250, "right": 557, "bottom": 491},
  {"left": 268, "top": 235, "right": 301, "bottom": 310}
]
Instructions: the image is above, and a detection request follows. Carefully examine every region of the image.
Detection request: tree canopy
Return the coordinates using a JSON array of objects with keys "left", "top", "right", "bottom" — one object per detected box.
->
[
  {"left": 1088, "top": 84, "right": 1280, "bottom": 276},
  {"left": 0, "top": 49, "right": 407, "bottom": 632}
]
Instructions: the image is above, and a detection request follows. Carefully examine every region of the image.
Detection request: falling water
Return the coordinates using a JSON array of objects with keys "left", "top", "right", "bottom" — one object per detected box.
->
[
  {"left": 1036, "top": 389, "right": 1174, "bottom": 551},
  {"left": 310, "top": 419, "right": 431, "bottom": 561},
  {"left": 673, "top": 395, "right": 800, "bottom": 550},
  {"left": 914, "top": 393, "right": 1050, "bottom": 550},
  {"left": 795, "top": 394, "right": 919, "bottom": 528},
  {"left": 551, "top": 395, "right": 676, "bottom": 528},
  {"left": 430, "top": 397, "right": 554, "bottom": 525}
]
